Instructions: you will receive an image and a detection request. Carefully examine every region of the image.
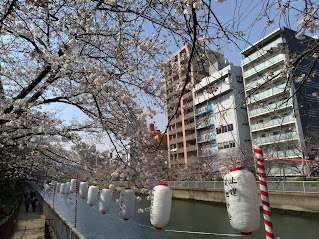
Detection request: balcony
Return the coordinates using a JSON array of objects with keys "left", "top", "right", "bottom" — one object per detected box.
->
[
  {"left": 241, "top": 38, "right": 284, "bottom": 66},
  {"left": 183, "top": 91, "right": 193, "bottom": 100},
  {"left": 170, "top": 116, "right": 182, "bottom": 125},
  {"left": 176, "top": 147, "right": 184, "bottom": 153},
  {"left": 253, "top": 132, "right": 298, "bottom": 145},
  {"left": 195, "top": 106, "right": 211, "bottom": 116},
  {"left": 197, "top": 135, "right": 216, "bottom": 144},
  {"left": 185, "top": 133, "right": 197, "bottom": 141},
  {"left": 245, "top": 69, "right": 281, "bottom": 91},
  {"left": 264, "top": 148, "right": 302, "bottom": 158},
  {"left": 247, "top": 83, "right": 288, "bottom": 104},
  {"left": 243, "top": 54, "right": 285, "bottom": 79},
  {"left": 183, "top": 101, "right": 194, "bottom": 110},
  {"left": 168, "top": 126, "right": 182, "bottom": 135},
  {"left": 250, "top": 115, "right": 295, "bottom": 132},
  {"left": 184, "top": 111, "right": 195, "bottom": 120},
  {"left": 186, "top": 145, "right": 197, "bottom": 151},
  {"left": 169, "top": 136, "right": 184, "bottom": 145},
  {"left": 249, "top": 100, "right": 292, "bottom": 118},
  {"left": 196, "top": 122, "right": 214, "bottom": 130},
  {"left": 184, "top": 122, "right": 195, "bottom": 130}
]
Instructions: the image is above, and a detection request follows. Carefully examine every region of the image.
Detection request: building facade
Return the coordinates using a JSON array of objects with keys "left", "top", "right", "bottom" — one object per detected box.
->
[
  {"left": 194, "top": 63, "right": 251, "bottom": 158},
  {"left": 241, "top": 27, "right": 319, "bottom": 175},
  {"left": 164, "top": 45, "right": 224, "bottom": 169}
]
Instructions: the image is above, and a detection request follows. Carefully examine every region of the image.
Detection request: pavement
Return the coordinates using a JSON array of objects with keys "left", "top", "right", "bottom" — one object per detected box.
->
[{"left": 10, "top": 201, "right": 45, "bottom": 239}]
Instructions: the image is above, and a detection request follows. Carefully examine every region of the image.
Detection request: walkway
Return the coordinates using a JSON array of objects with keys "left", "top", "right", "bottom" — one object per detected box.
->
[{"left": 10, "top": 200, "right": 45, "bottom": 239}]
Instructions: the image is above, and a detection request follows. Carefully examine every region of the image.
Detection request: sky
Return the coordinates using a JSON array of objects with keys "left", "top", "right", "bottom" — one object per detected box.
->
[{"left": 45, "top": 0, "right": 309, "bottom": 152}]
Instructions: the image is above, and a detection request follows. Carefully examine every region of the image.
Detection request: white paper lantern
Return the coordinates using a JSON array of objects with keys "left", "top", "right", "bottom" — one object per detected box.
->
[
  {"left": 56, "top": 183, "right": 61, "bottom": 193},
  {"left": 87, "top": 185, "right": 99, "bottom": 206},
  {"left": 150, "top": 183, "right": 172, "bottom": 229},
  {"left": 65, "top": 182, "right": 70, "bottom": 195},
  {"left": 70, "top": 178, "right": 77, "bottom": 193},
  {"left": 224, "top": 167, "right": 260, "bottom": 235},
  {"left": 79, "top": 181, "right": 89, "bottom": 199},
  {"left": 99, "top": 187, "right": 113, "bottom": 214},
  {"left": 60, "top": 183, "right": 66, "bottom": 194},
  {"left": 119, "top": 188, "right": 135, "bottom": 220}
]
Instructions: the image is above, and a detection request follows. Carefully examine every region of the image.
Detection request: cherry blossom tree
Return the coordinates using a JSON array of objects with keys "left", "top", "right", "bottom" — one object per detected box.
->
[{"left": 1, "top": 0, "right": 319, "bottom": 183}]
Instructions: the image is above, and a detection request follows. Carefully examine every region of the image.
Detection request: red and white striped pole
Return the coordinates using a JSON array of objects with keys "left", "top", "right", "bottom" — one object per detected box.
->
[
  {"left": 75, "top": 174, "right": 78, "bottom": 228},
  {"left": 254, "top": 146, "right": 274, "bottom": 239}
]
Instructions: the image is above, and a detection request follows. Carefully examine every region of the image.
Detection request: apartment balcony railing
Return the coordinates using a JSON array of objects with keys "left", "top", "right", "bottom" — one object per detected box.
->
[
  {"left": 250, "top": 115, "right": 295, "bottom": 132},
  {"left": 169, "top": 136, "right": 184, "bottom": 145},
  {"left": 176, "top": 147, "right": 184, "bottom": 153},
  {"left": 245, "top": 69, "right": 281, "bottom": 91},
  {"left": 196, "top": 122, "right": 214, "bottom": 130},
  {"left": 197, "top": 133, "right": 216, "bottom": 143},
  {"left": 185, "top": 134, "right": 197, "bottom": 141},
  {"left": 249, "top": 100, "right": 292, "bottom": 118},
  {"left": 184, "top": 122, "right": 195, "bottom": 130},
  {"left": 241, "top": 38, "right": 283, "bottom": 66},
  {"left": 253, "top": 132, "right": 298, "bottom": 145},
  {"left": 243, "top": 54, "right": 285, "bottom": 79},
  {"left": 195, "top": 107, "right": 211, "bottom": 116},
  {"left": 170, "top": 116, "right": 182, "bottom": 125},
  {"left": 186, "top": 145, "right": 197, "bottom": 151},
  {"left": 264, "top": 149, "right": 302, "bottom": 158},
  {"left": 183, "top": 91, "right": 193, "bottom": 100},
  {"left": 184, "top": 111, "right": 195, "bottom": 120},
  {"left": 247, "top": 83, "right": 288, "bottom": 104},
  {"left": 183, "top": 101, "right": 194, "bottom": 110},
  {"left": 168, "top": 126, "right": 182, "bottom": 135}
]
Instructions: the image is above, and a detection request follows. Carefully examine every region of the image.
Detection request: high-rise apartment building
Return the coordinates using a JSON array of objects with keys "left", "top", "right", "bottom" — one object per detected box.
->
[
  {"left": 164, "top": 45, "right": 224, "bottom": 169},
  {"left": 241, "top": 27, "right": 319, "bottom": 175},
  {"left": 194, "top": 63, "right": 251, "bottom": 158}
]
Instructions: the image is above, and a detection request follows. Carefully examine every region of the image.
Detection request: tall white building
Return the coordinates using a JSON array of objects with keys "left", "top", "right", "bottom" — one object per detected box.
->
[{"left": 194, "top": 62, "right": 251, "bottom": 158}]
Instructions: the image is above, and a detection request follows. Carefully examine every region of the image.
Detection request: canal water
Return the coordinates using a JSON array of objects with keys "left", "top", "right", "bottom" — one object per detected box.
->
[{"left": 41, "top": 189, "right": 318, "bottom": 239}]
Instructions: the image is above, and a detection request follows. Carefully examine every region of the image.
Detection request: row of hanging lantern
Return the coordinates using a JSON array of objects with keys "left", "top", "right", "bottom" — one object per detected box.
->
[
  {"left": 48, "top": 145, "right": 270, "bottom": 237},
  {"left": 52, "top": 180, "right": 173, "bottom": 230}
]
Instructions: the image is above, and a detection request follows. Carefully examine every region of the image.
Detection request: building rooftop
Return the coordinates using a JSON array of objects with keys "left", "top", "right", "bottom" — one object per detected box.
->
[{"left": 240, "top": 27, "right": 284, "bottom": 56}]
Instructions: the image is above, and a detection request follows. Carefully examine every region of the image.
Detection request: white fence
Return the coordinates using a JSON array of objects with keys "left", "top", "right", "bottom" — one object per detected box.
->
[
  {"left": 113, "top": 181, "right": 319, "bottom": 193},
  {"left": 166, "top": 181, "right": 319, "bottom": 193}
]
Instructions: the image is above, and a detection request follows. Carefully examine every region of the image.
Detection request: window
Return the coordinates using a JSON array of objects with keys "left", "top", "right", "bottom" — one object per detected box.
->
[
  {"left": 236, "top": 76, "right": 243, "bottom": 82},
  {"left": 273, "top": 131, "right": 280, "bottom": 135},
  {"left": 227, "top": 124, "right": 233, "bottom": 131},
  {"left": 261, "top": 134, "right": 266, "bottom": 138},
  {"left": 229, "top": 141, "right": 236, "bottom": 148},
  {"left": 222, "top": 126, "right": 228, "bottom": 133}
]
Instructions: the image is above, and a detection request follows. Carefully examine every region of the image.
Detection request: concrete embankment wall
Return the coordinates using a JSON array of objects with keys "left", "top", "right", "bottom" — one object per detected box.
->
[{"left": 171, "top": 188, "right": 319, "bottom": 214}]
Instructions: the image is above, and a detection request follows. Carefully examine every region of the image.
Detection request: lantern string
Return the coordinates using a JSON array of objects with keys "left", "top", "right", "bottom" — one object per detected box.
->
[
  {"left": 89, "top": 204, "right": 245, "bottom": 237},
  {"left": 164, "top": 229, "right": 244, "bottom": 237}
]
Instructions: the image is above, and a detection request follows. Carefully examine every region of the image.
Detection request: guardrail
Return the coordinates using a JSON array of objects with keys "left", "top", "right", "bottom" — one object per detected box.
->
[
  {"left": 37, "top": 191, "right": 85, "bottom": 239},
  {"left": 0, "top": 196, "right": 21, "bottom": 239},
  {"left": 112, "top": 181, "right": 319, "bottom": 193},
  {"left": 167, "top": 181, "right": 319, "bottom": 193}
]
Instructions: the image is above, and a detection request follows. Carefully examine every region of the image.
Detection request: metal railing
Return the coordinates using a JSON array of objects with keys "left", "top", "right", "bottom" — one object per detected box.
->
[
  {"left": 164, "top": 181, "right": 319, "bottom": 194},
  {"left": 112, "top": 181, "right": 319, "bottom": 193},
  {"left": 0, "top": 196, "right": 21, "bottom": 239},
  {"left": 38, "top": 193, "right": 85, "bottom": 239}
]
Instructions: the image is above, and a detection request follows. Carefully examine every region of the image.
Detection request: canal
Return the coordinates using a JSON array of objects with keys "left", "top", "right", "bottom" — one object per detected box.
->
[{"left": 41, "top": 189, "right": 318, "bottom": 239}]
